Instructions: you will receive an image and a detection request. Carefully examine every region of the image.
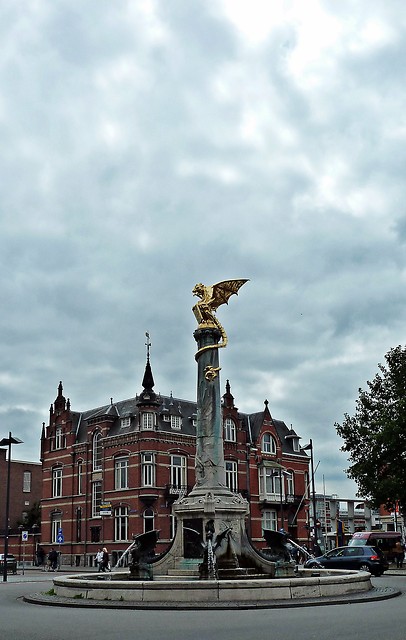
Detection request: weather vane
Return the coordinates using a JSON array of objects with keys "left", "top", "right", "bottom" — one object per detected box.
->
[{"left": 145, "top": 332, "right": 151, "bottom": 361}]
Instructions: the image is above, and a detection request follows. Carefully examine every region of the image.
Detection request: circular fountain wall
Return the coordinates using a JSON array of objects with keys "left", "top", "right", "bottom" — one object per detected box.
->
[{"left": 52, "top": 569, "right": 373, "bottom": 608}]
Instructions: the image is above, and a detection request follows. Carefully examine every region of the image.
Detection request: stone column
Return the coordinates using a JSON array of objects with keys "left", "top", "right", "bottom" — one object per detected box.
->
[{"left": 190, "top": 326, "right": 227, "bottom": 494}]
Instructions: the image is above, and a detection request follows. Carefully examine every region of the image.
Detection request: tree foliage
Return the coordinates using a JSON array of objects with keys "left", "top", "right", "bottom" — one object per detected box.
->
[{"left": 335, "top": 345, "right": 406, "bottom": 514}]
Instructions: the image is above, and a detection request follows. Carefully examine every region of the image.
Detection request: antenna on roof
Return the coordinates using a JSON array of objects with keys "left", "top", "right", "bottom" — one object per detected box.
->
[{"left": 145, "top": 332, "right": 151, "bottom": 362}]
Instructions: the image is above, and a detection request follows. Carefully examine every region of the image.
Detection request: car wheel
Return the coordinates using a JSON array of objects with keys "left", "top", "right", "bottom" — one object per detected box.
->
[{"left": 359, "top": 563, "right": 371, "bottom": 573}]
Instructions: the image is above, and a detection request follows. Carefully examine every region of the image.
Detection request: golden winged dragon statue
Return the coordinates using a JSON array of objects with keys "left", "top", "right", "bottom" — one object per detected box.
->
[{"left": 192, "top": 279, "right": 249, "bottom": 357}]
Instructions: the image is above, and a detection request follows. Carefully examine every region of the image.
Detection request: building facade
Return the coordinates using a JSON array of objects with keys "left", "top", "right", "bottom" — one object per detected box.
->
[
  {"left": 0, "top": 448, "right": 42, "bottom": 557},
  {"left": 40, "top": 359, "right": 311, "bottom": 566},
  {"left": 0, "top": 449, "right": 41, "bottom": 532}
]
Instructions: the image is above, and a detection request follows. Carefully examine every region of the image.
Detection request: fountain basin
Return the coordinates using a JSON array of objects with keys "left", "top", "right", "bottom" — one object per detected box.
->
[{"left": 52, "top": 569, "right": 372, "bottom": 608}]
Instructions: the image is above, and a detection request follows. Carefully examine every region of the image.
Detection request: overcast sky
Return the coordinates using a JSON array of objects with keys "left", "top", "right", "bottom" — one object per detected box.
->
[{"left": 1, "top": 0, "right": 405, "bottom": 500}]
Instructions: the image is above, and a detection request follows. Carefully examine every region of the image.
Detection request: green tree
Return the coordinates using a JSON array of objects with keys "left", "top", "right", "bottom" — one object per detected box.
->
[{"left": 335, "top": 345, "right": 406, "bottom": 515}]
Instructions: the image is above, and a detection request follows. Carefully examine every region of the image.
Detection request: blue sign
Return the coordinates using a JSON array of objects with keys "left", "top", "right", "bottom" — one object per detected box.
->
[
  {"left": 56, "top": 533, "right": 64, "bottom": 544},
  {"left": 58, "top": 528, "right": 63, "bottom": 535}
]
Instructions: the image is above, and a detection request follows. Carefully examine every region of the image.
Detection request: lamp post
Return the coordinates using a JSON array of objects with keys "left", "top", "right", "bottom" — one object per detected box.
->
[
  {"left": 0, "top": 432, "right": 23, "bottom": 582},
  {"left": 271, "top": 467, "right": 292, "bottom": 532},
  {"left": 302, "top": 439, "right": 317, "bottom": 553},
  {"left": 31, "top": 523, "right": 40, "bottom": 566}
]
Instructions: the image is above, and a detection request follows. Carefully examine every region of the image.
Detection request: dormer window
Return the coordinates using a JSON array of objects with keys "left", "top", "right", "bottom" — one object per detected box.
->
[
  {"left": 171, "top": 415, "right": 181, "bottom": 430},
  {"left": 121, "top": 417, "right": 131, "bottom": 428},
  {"left": 261, "top": 432, "right": 276, "bottom": 455},
  {"left": 224, "top": 417, "right": 236, "bottom": 442},
  {"left": 142, "top": 412, "right": 155, "bottom": 430}
]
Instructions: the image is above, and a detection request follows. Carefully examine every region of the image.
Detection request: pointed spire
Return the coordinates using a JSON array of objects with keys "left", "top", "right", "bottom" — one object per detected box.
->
[
  {"left": 54, "top": 381, "right": 66, "bottom": 413},
  {"left": 137, "top": 333, "right": 159, "bottom": 407},
  {"left": 222, "top": 379, "right": 235, "bottom": 409}
]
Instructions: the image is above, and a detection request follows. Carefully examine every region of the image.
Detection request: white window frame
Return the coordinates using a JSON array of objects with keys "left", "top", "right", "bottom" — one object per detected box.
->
[
  {"left": 224, "top": 417, "right": 236, "bottom": 442},
  {"left": 92, "top": 432, "right": 102, "bottom": 470},
  {"left": 51, "top": 516, "right": 62, "bottom": 544},
  {"left": 121, "top": 417, "right": 131, "bottom": 428},
  {"left": 292, "top": 438, "right": 300, "bottom": 452},
  {"left": 261, "top": 433, "right": 276, "bottom": 454},
  {"left": 77, "top": 461, "right": 83, "bottom": 495},
  {"left": 141, "top": 453, "right": 155, "bottom": 487},
  {"left": 258, "top": 467, "right": 282, "bottom": 501},
  {"left": 170, "top": 455, "right": 187, "bottom": 489},
  {"left": 170, "top": 415, "right": 182, "bottom": 430},
  {"left": 262, "top": 509, "right": 278, "bottom": 532},
  {"left": 115, "top": 456, "right": 129, "bottom": 490},
  {"left": 142, "top": 412, "right": 155, "bottom": 430},
  {"left": 114, "top": 506, "right": 129, "bottom": 542},
  {"left": 225, "top": 460, "right": 238, "bottom": 492},
  {"left": 55, "top": 425, "right": 63, "bottom": 450},
  {"left": 52, "top": 467, "right": 62, "bottom": 498},
  {"left": 23, "top": 471, "right": 32, "bottom": 493},
  {"left": 286, "top": 471, "right": 294, "bottom": 496},
  {"left": 92, "top": 481, "right": 102, "bottom": 518}
]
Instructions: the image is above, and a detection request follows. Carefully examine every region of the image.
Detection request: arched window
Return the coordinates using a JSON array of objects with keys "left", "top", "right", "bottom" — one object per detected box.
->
[
  {"left": 286, "top": 470, "right": 294, "bottom": 496},
  {"left": 143, "top": 508, "right": 155, "bottom": 533},
  {"left": 92, "top": 432, "right": 102, "bottom": 470},
  {"left": 114, "top": 456, "right": 129, "bottom": 490},
  {"left": 224, "top": 417, "right": 236, "bottom": 442},
  {"left": 261, "top": 433, "right": 276, "bottom": 454}
]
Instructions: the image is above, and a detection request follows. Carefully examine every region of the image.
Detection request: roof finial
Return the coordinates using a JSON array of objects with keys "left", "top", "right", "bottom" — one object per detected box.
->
[{"left": 145, "top": 332, "right": 151, "bottom": 362}]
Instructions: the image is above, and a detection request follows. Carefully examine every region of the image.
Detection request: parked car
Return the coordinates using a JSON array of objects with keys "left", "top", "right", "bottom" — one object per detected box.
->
[
  {"left": 0, "top": 554, "right": 17, "bottom": 574},
  {"left": 304, "top": 545, "right": 389, "bottom": 576}
]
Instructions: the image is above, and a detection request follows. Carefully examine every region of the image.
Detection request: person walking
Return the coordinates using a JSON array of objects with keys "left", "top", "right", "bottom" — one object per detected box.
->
[
  {"left": 394, "top": 540, "right": 404, "bottom": 568},
  {"left": 48, "top": 547, "right": 58, "bottom": 571},
  {"left": 101, "top": 547, "right": 110, "bottom": 572},
  {"left": 95, "top": 548, "right": 103, "bottom": 572},
  {"left": 36, "top": 546, "right": 45, "bottom": 569}
]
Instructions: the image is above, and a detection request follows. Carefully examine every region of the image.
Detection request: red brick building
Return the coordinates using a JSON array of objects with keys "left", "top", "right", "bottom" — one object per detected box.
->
[
  {"left": 40, "top": 359, "right": 311, "bottom": 566},
  {"left": 0, "top": 448, "right": 41, "bottom": 555}
]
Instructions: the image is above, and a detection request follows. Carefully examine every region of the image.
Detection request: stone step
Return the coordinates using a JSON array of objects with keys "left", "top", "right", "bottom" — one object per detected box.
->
[{"left": 166, "top": 568, "right": 200, "bottom": 576}]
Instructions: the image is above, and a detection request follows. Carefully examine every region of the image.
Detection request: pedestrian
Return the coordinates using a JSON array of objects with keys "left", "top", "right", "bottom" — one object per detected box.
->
[
  {"left": 36, "top": 545, "right": 45, "bottom": 568},
  {"left": 101, "top": 547, "right": 110, "bottom": 572},
  {"left": 95, "top": 548, "right": 103, "bottom": 572},
  {"left": 394, "top": 540, "right": 404, "bottom": 568},
  {"left": 48, "top": 547, "right": 58, "bottom": 571}
]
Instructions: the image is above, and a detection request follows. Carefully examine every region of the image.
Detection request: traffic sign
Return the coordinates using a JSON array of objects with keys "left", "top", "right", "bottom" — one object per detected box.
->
[
  {"left": 56, "top": 533, "right": 64, "bottom": 544},
  {"left": 21, "top": 530, "right": 28, "bottom": 542},
  {"left": 58, "top": 528, "right": 63, "bottom": 535}
]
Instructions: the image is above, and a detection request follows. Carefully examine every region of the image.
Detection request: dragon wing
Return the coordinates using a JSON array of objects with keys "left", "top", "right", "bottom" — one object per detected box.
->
[{"left": 210, "top": 279, "right": 249, "bottom": 311}]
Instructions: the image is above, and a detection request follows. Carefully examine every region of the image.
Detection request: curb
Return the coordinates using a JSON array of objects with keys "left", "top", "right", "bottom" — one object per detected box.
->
[{"left": 23, "top": 586, "right": 401, "bottom": 610}]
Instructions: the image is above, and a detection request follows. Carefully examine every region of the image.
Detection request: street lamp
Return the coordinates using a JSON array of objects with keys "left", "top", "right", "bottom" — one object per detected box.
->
[
  {"left": 0, "top": 432, "right": 23, "bottom": 582},
  {"left": 302, "top": 439, "right": 318, "bottom": 552},
  {"left": 271, "top": 466, "right": 292, "bottom": 532}
]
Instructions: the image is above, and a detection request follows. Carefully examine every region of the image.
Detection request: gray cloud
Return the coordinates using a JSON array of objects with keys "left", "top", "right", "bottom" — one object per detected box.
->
[{"left": 1, "top": 1, "right": 406, "bottom": 500}]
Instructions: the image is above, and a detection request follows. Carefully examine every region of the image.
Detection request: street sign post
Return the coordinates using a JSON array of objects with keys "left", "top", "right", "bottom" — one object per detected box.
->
[
  {"left": 56, "top": 528, "right": 64, "bottom": 569},
  {"left": 21, "top": 530, "right": 28, "bottom": 575}
]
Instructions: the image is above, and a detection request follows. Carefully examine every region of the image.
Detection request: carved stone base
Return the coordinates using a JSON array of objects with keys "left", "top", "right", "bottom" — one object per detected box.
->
[{"left": 153, "top": 489, "right": 279, "bottom": 578}]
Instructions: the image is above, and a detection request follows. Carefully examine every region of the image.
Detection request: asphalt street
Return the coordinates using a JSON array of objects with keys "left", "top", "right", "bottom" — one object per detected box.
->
[{"left": 1, "top": 570, "right": 405, "bottom": 640}]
